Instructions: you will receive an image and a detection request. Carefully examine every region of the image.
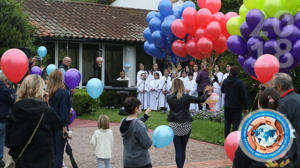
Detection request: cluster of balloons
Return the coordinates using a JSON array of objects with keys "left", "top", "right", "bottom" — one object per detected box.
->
[
  {"left": 227, "top": 0, "right": 300, "bottom": 79},
  {"left": 143, "top": 0, "right": 198, "bottom": 64},
  {"left": 152, "top": 125, "right": 174, "bottom": 148},
  {"left": 170, "top": 0, "right": 237, "bottom": 60},
  {"left": 86, "top": 78, "right": 104, "bottom": 99}
]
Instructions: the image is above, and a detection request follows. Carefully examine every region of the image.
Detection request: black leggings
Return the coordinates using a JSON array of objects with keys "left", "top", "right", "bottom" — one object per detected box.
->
[{"left": 173, "top": 131, "right": 191, "bottom": 168}]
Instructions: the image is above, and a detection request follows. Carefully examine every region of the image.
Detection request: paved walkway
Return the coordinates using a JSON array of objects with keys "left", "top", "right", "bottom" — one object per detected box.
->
[{"left": 63, "top": 119, "right": 232, "bottom": 168}]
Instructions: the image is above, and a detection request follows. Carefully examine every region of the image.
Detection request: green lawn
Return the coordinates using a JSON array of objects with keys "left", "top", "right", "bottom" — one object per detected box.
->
[{"left": 78, "top": 109, "right": 225, "bottom": 145}]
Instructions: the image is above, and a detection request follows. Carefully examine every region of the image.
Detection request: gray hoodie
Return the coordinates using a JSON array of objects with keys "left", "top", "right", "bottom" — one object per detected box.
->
[{"left": 120, "top": 115, "right": 152, "bottom": 167}]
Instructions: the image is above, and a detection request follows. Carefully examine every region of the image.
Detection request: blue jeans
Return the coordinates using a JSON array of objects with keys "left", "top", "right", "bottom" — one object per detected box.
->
[
  {"left": 173, "top": 131, "right": 191, "bottom": 168},
  {"left": 0, "top": 122, "right": 5, "bottom": 160},
  {"left": 97, "top": 158, "right": 111, "bottom": 168}
]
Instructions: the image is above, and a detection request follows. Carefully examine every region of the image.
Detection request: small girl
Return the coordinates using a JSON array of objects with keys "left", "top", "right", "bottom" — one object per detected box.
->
[{"left": 90, "top": 115, "right": 113, "bottom": 168}]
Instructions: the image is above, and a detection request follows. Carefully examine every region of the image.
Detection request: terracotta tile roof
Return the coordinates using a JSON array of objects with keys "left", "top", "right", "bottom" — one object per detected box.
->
[{"left": 23, "top": 0, "right": 149, "bottom": 42}]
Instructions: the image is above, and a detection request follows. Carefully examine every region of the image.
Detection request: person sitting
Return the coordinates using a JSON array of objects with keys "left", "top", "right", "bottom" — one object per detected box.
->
[{"left": 117, "top": 70, "right": 130, "bottom": 87}]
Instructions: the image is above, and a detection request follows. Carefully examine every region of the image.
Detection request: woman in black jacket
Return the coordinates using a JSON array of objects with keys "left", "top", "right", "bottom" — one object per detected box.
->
[
  {"left": 47, "top": 69, "right": 71, "bottom": 168},
  {"left": 6, "top": 75, "right": 61, "bottom": 168},
  {"left": 166, "top": 79, "right": 212, "bottom": 168}
]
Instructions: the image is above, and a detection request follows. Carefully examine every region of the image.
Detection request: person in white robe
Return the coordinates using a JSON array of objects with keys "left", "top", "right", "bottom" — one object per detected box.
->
[
  {"left": 211, "top": 64, "right": 223, "bottom": 111},
  {"left": 147, "top": 63, "right": 162, "bottom": 81},
  {"left": 137, "top": 63, "right": 148, "bottom": 83},
  {"left": 149, "top": 72, "right": 161, "bottom": 111},
  {"left": 159, "top": 69, "right": 172, "bottom": 111},
  {"left": 137, "top": 73, "right": 149, "bottom": 110},
  {"left": 179, "top": 71, "right": 188, "bottom": 86},
  {"left": 192, "top": 64, "right": 199, "bottom": 81},
  {"left": 185, "top": 73, "right": 199, "bottom": 113},
  {"left": 221, "top": 63, "right": 232, "bottom": 108}
]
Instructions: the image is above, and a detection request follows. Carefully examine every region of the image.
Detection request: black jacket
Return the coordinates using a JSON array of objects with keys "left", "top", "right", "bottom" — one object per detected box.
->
[
  {"left": 6, "top": 99, "right": 61, "bottom": 168},
  {"left": 0, "top": 81, "right": 15, "bottom": 120},
  {"left": 167, "top": 92, "right": 209, "bottom": 123},
  {"left": 49, "top": 89, "right": 71, "bottom": 126},
  {"left": 221, "top": 76, "right": 248, "bottom": 110}
]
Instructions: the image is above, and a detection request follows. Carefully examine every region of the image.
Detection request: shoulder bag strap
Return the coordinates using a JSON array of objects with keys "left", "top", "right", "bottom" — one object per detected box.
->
[{"left": 15, "top": 112, "right": 45, "bottom": 163}]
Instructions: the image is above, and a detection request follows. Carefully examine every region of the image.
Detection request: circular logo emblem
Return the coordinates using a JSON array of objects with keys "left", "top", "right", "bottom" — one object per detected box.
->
[{"left": 239, "top": 109, "right": 294, "bottom": 162}]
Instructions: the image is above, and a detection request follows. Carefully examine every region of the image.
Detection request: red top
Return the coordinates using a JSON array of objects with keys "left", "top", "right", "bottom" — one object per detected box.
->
[{"left": 281, "top": 89, "right": 294, "bottom": 98}]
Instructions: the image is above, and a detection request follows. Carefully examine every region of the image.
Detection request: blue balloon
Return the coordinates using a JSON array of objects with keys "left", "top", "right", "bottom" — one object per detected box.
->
[
  {"left": 158, "top": 0, "right": 173, "bottom": 17},
  {"left": 173, "top": 6, "right": 183, "bottom": 18},
  {"left": 143, "top": 28, "right": 152, "bottom": 42},
  {"left": 152, "top": 125, "right": 174, "bottom": 148},
  {"left": 46, "top": 64, "right": 57, "bottom": 76},
  {"left": 164, "top": 15, "right": 176, "bottom": 21},
  {"left": 147, "top": 11, "right": 158, "bottom": 23},
  {"left": 152, "top": 31, "right": 167, "bottom": 49},
  {"left": 144, "top": 41, "right": 151, "bottom": 54},
  {"left": 171, "top": 53, "right": 177, "bottom": 65},
  {"left": 37, "top": 46, "right": 47, "bottom": 58},
  {"left": 182, "top": 1, "right": 196, "bottom": 10},
  {"left": 148, "top": 43, "right": 165, "bottom": 59},
  {"left": 161, "top": 19, "right": 174, "bottom": 38},
  {"left": 86, "top": 78, "right": 104, "bottom": 99},
  {"left": 149, "top": 17, "right": 162, "bottom": 32}
]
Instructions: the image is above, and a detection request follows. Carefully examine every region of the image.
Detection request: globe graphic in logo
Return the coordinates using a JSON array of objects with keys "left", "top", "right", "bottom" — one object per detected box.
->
[{"left": 254, "top": 124, "right": 278, "bottom": 147}]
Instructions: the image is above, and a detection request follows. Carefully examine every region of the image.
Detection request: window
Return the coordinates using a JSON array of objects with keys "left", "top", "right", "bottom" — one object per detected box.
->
[
  {"left": 43, "top": 42, "right": 55, "bottom": 65},
  {"left": 82, "top": 44, "right": 99, "bottom": 85},
  {"left": 105, "top": 45, "right": 123, "bottom": 85},
  {"left": 58, "top": 42, "right": 79, "bottom": 69},
  {"left": 136, "top": 45, "right": 153, "bottom": 71}
]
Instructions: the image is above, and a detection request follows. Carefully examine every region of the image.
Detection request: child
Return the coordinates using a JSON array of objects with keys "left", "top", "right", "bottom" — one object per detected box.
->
[
  {"left": 160, "top": 69, "right": 172, "bottom": 111},
  {"left": 149, "top": 72, "right": 161, "bottom": 111},
  {"left": 90, "top": 115, "right": 113, "bottom": 168},
  {"left": 120, "top": 97, "right": 152, "bottom": 168},
  {"left": 137, "top": 63, "right": 148, "bottom": 83},
  {"left": 179, "top": 70, "right": 188, "bottom": 86},
  {"left": 137, "top": 73, "right": 148, "bottom": 110},
  {"left": 185, "top": 73, "right": 199, "bottom": 114}
]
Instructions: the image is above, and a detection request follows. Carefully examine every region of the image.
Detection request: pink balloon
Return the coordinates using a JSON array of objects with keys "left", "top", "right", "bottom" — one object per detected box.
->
[
  {"left": 1, "top": 49, "right": 29, "bottom": 83},
  {"left": 213, "top": 35, "right": 227, "bottom": 54},
  {"left": 225, "top": 12, "right": 238, "bottom": 23},
  {"left": 183, "top": 7, "right": 197, "bottom": 27},
  {"left": 254, "top": 54, "right": 280, "bottom": 83},
  {"left": 197, "top": 37, "right": 213, "bottom": 54},
  {"left": 197, "top": 8, "right": 212, "bottom": 28},
  {"left": 172, "top": 40, "right": 187, "bottom": 57},
  {"left": 186, "top": 39, "right": 199, "bottom": 57},
  {"left": 205, "top": 0, "right": 221, "bottom": 14},
  {"left": 224, "top": 131, "right": 241, "bottom": 162},
  {"left": 171, "top": 19, "right": 187, "bottom": 39},
  {"left": 197, "top": 0, "right": 206, "bottom": 8},
  {"left": 195, "top": 28, "right": 205, "bottom": 40},
  {"left": 205, "top": 21, "right": 221, "bottom": 41}
]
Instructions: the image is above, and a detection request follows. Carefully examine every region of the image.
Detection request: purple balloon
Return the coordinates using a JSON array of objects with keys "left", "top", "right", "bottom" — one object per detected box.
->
[
  {"left": 262, "top": 18, "right": 280, "bottom": 39},
  {"left": 281, "top": 25, "right": 300, "bottom": 44},
  {"left": 295, "top": 12, "right": 300, "bottom": 30},
  {"left": 238, "top": 55, "right": 245, "bottom": 67},
  {"left": 64, "top": 68, "right": 81, "bottom": 89},
  {"left": 227, "top": 35, "right": 248, "bottom": 56},
  {"left": 247, "top": 36, "right": 264, "bottom": 58},
  {"left": 264, "top": 39, "right": 279, "bottom": 55},
  {"left": 30, "top": 66, "right": 42, "bottom": 76},
  {"left": 70, "top": 108, "right": 76, "bottom": 125},
  {"left": 243, "top": 56, "right": 257, "bottom": 77},
  {"left": 291, "top": 39, "right": 300, "bottom": 62},
  {"left": 246, "top": 9, "right": 265, "bottom": 30},
  {"left": 279, "top": 53, "right": 297, "bottom": 71},
  {"left": 280, "top": 13, "right": 294, "bottom": 30},
  {"left": 240, "top": 22, "right": 253, "bottom": 39}
]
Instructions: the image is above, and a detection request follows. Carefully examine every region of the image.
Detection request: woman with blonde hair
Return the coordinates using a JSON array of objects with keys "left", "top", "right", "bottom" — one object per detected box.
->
[
  {"left": 167, "top": 79, "right": 212, "bottom": 168},
  {"left": 47, "top": 69, "right": 71, "bottom": 168},
  {"left": 6, "top": 75, "right": 61, "bottom": 168}
]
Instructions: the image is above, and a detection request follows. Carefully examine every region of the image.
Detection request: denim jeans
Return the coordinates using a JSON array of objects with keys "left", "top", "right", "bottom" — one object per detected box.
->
[
  {"left": 173, "top": 131, "right": 191, "bottom": 168},
  {"left": 97, "top": 158, "right": 111, "bottom": 168},
  {"left": 0, "top": 122, "right": 5, "bottom": 160}
]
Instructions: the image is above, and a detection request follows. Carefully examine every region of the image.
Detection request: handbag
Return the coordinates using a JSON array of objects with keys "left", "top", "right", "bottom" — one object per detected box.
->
[{"left": 5, "top": 112, "right": 45, "bottom": 168}]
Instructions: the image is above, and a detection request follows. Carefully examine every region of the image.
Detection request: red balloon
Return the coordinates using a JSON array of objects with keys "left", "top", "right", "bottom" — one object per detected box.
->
[
  {"left": 183, "top": 7, "right": 197, "bottom": 27},
  {"left": 197, "top": 37, "right": 213, "bottom": 54},
  {"left": 195, "top": 28, "right": 205, "bottom": 40},
  {"left": 172, "top": 40, "right": 187, "bottom": 57},
  {"left": 186, "top": 39, "right": 199, "bottom": 57},
  {"left": 205, "top": 21, "right": 221, "bottom": 41},
  {"left": 213, "top": 12, "right": 226, "bottom": 31},
  {"left": 186, "top": 25, "right": 197, "bottom": 36},
  {"left": 213, "top": 35, "right": 227, "bottom": 54},
  {"left": 254, "top": 54, "right": 280, "bottom": 83},
  {"left": 196, "top": 8, "right": 212, "bottom": 28},
  {"left": 197, "top": 0, "right": 206, "bottom": 8},
  {"left": 1, "top": 49, "right": 29, "bottom": 83},
  {"left": 225, "top": 12, "right": 238, "bottom": 23},
  {"left": 224, "top": 131, "right": 241, "bottom": 162},
  {"left": 205, "top": 0, "right": 221, "bottom": 14},
  {"left": 171, "top": 19, "right": 187, "bottom": 39}
]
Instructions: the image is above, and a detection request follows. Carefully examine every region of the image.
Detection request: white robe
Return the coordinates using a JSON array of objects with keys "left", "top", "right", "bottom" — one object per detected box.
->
[
  {"left": 137, "top": 80, "right": 149, "bottom": 110},
  {"left": 147, "top": 71, "right": 162, "bottom": 81},
  {"left": 179, "top": 76, "right": 189, "bottom": 86},
  {"left": 185, "top": 79, "right": 199, "bottom": 112},
  {"left": 159, "top": 76, "right": 172, "bottom": 110},
  {"left": 211, "top": 72, "right": 224, "bottom": 111},
  {"left": 193, "top": 71, "right": 198, "bottom": 81},
  {"left": 149, "top": 79, "right": 161, "bottom": 110},
  {"left": 137, "top": 70, "right": 148, "bottom": 83}
]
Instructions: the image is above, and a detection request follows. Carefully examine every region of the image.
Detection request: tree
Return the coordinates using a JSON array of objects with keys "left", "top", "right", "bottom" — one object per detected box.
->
[{"left": 0, "top": 0, "right": 36, "bottom": 56}]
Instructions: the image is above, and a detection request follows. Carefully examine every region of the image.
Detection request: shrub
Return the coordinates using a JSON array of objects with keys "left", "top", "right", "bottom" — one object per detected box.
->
[{"left": 73, "top": 89, "right": 101, "bottom": 115}]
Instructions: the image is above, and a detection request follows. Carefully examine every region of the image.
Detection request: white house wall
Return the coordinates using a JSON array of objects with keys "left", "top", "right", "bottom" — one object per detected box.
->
[
  {"left": 123, "top": 45, "right": 136, "bottom": 87},
  {"left": 111, "top": 0, "right": 184, "bottom": 10}
]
